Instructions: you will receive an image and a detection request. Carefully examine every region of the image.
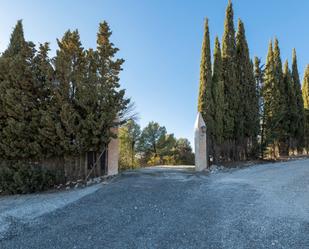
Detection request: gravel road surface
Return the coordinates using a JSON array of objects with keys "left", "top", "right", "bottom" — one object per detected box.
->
[{"left": 1, "top": 160, "right": 309, "bottom": 249}]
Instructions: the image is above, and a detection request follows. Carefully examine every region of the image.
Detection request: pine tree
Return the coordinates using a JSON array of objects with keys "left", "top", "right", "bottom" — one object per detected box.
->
[
  {"left": 212, "top": 36, "right": 224, "bottom": 158},
  {"left": 291, "top": 49, "right": 305, "bottom": 151},
  {"left": 222, "top": 0, "right": 238, "bottom": 159},
  {"left": 198, "top": 18, "right": 214, "bottom": 157},
  {"left": 0, "top": 20, "right": 41, "bottom": 160}
]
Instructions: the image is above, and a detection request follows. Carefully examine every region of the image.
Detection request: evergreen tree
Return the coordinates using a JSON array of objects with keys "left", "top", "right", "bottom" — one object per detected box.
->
[
  {"left": 173, "top": 138, "right": 194, "bottom": 165},
  {"left": 54, "top": 30, "right": 85, "bottom": 156},
  {"left": 263, "top": 41, "right": 277, "bottom": 157},
  {"left": 138, "top": 122, "right": 167, "bottom": 159},
  {"left": 273, "top": 39, "right": 287, "bottom": 156},
  {"left": 302, "top": 65, "right": 309, "bottom": 150},
  {"left": 95, "top": 21, "right": 129, "bottom": 150},
  {"left": 32, "top": 43, "right": 60, "bottom": 157},
  {"left": 222, "top": 0, "right": 238, "bottom": 159},
  {"left": 303, "top": 65, "right": 309, "bottom": 109},
  {"left": 198, "top": 18, "right": 214, "bottom": 156},
  {"left": 212, "top": 36, "right": 224, "bottom": 161},
  {"left": 119, "top": 120, "right": 141, "bottom": 169},
  {"left": 254, "top": 57, "right": 265, "bottom": 157},
  {"left": 282, "top": 60, "right": 296, "bottom": 153},
  {"left": 235, "top": 19, "right": 259, "bottom": 158},
  {"left": 235, "top": 19, "right": 247, "bottom": 152},
  {"left": 0, "top": 20, "right": 41, "bottom": 160},
  {"left": 291, "top": 49, "right": 305, "bottom": 151}
]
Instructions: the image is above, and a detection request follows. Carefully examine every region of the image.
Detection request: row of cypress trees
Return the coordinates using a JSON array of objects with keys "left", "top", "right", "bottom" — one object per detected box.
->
[
  {"left": 0, "top": 20, "right": 129, "bottom": 163},
  {"left": 198, "top": 0, "right": 307, "bottom": 162}
]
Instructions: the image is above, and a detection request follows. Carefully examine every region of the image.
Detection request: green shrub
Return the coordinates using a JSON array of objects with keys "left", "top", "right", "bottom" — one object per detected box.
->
[{"left": 0, "top": 161, "right": 56, "bottom": 194}]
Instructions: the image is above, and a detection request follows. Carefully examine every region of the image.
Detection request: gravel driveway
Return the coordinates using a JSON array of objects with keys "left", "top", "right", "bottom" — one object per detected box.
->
[{"left": 1, "top": 160, "right": 309, "bottom": 249}]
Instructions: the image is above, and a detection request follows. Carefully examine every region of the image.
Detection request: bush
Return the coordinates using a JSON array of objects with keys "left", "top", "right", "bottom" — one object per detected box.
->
[{"left": 0, "top": 161, "right": 56, "bottom": 195}]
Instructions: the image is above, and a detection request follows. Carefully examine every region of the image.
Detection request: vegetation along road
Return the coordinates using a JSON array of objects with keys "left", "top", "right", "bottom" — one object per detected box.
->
[{"left": 1, "top": 159, "right": 309, "bottom": 249}]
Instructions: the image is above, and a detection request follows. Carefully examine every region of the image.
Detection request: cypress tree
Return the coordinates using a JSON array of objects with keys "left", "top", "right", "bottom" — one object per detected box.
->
[
  {"left": 212, "top": 36, "right": 224, "bottom": 161},
  {"left": 33, "top": 43, "right": 60, "bottom": 157},
  {"left": 263, "top": 41, "right": 277, "bottom": 157},
  {"left": 0, "top": 20, "right": 41, "bottom": 160},
  {"left": 95, "top": 21, "right": 129, "bottom": 149},
  {"left": 222, "top": 0, "right": 237, "bottom": 159},
  {"left": 303, "top": 65, "right": 309, "bottom": 109},
  {"left": 198, "top": 18, "right": 214, "bottom": 157},
  {"left": 302, "top": 65, "right": 309, "bottom": 151},
  {"left": 273, "top": 39, "right": 287, "bottom": 156},
  {"left": 235, "top": 19, "right": 246, "bottom": 155},
  {"left": 254, "top": 57, "right": 265, "bottom": 157},
  {"left": 54, "top": 30, "right": 86, "bottom": 156},
  {"left": 248, "top": 59, "right": 260, "bottom": 156},
  {"left": 235, "top": 19, "right": 259, "bottom": 158},
  {"left": 291, "top": 49, "right": 305, "bottom": 151},
  {"left": 282, "top": 60, "right": 295, "bottom": 153},
  {"left": 76, "top": 48, "right": 100, "bottom": 152}
]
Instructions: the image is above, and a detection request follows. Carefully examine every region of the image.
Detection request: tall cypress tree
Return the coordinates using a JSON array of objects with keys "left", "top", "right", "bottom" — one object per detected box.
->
[
  {"left": 291, "top": 49, "right": 305, "bottom": 151},
  {"left": 263, "top": 41, "right": 277, "bottom": 156},
  {"left": 282, "top": 60, "right": 296, "bottom": 153},
  {"left": 198, "top": 18, "right": 214, "bottom": 156},
  {"left": 302, "top": 65, "right": 309, "bottom": 151},
  {"left": 212, "top": 36, "right": 224, "bottom": 161},
  {"left": 33, "top": 43, "right": 60, "bottom": 157},
  {"left": 0, "top": 20, "right": 41, "bottom": 160},
  {"left": 95, "top": 21, "right": 129, "bottom": 149},
  {"left": 303, "top": 65, "right": 309, "bottom": 110},
  {"left": 273, "top": 39, "right": 287, "bottom": 155},
  {"left": 254, "top": 57, "right": 265, "bottom": 157},
  {"left": 54, "top": 30, "right": 86, "bottom": 156},
  {"left": 235, "top": 19, "right": 259, "bottom": 158},
  {"left": 222, "top": 0, "right": 237, "bottom": 159},
  {"left": 235, "top": 19, "right": 246, "bottom": 154}
]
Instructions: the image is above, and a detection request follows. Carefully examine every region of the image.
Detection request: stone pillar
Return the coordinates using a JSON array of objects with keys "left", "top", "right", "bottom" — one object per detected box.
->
[
  {"left": 194, "top": 112, "right": 208, "bottom": 171},
  {"left": 107, "top": 126, "right": 119, "bottom": 176}
]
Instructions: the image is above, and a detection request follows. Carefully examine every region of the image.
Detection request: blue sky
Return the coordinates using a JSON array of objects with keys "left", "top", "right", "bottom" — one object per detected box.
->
[{"left": 1, "top": 0, "right": 309, "bottom": 146}]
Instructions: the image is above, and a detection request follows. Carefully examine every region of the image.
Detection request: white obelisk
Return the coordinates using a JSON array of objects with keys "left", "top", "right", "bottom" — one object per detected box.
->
[{"left": 194, "top": 112, "right": 208, "bottom": 171}]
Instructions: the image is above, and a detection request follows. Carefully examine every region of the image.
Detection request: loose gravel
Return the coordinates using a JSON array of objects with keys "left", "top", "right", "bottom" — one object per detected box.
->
[{"left": 0, "top": 160, "right": 309, "bottom": 248}]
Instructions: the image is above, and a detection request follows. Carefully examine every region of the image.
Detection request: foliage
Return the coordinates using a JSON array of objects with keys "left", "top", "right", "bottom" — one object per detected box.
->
[
  {"left": 198, "top": 19, "right": 214, "bottom": 156},
  {"left": 212, "top": 37, "right": 225, "bottom": 162},
  {"left": 221, "top": 0, "right": 237, "bottom": 141},
  {"left": 119, "top": 121, "right": 194, "bottom": 167},
  {"left": 199, "top": 1, "right": 306, "bottom": 161},
  {"left": 0, "top": 20, "right": 129, "bottom": 193},
  {"left": 119, "top": 120, "right": 141, "bottom": 170},
  {"left": 0, "top": 161, "right": 56, "bottom": 194},
  {"left": 302, "top": 66, "right": 309, "bottom": 150}
]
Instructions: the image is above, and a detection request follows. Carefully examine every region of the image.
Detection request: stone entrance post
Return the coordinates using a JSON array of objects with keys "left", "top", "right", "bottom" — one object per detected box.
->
[{"left": 194, "top": 112, "right": 208, "bottom": 171}]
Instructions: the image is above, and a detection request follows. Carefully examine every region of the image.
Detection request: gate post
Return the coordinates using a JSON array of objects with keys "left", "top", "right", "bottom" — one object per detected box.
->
[{"left": 194, "top": 112, "right": 208, "bottom": 171}]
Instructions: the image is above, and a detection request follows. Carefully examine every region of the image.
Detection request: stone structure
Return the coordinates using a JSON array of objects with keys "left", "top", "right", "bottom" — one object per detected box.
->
[
  {"left": 194, "top": 112, "right": 208, "bottom": 171},
  {"left": 107, "top": 126, "right": 119, "bottom": 176}
]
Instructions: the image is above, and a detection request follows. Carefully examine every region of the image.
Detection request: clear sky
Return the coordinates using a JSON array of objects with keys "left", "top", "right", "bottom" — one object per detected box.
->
[{"left": 0, "top": 0, "right": 309, "bottom": 146}]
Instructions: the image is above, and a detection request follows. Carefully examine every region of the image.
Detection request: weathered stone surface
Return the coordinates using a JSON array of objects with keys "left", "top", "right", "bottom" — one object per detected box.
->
[
  {"left": 107, "top": 126, "right": 119, "bottom": 176},
  {"left": 194, "top": 112, "right": 208, "bottom": 171}
]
